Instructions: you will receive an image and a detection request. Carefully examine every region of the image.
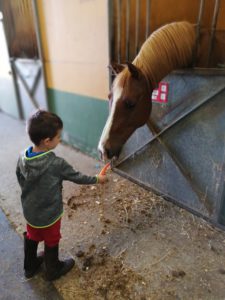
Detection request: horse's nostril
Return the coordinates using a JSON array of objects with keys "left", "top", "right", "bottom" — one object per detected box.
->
[
  {"left": 106, "top": 148, "right": 114, "bottom": 159},
  {"left": 105, "top": 147, "right": 122, "bottom": 159}
]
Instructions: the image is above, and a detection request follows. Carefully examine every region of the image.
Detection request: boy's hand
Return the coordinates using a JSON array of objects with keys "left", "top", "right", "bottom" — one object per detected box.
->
[{"left": 97, "top": 174, "right": 108, "bottom": 184}]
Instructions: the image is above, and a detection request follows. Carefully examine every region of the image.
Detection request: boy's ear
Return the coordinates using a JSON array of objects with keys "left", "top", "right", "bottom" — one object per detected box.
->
[{"left": 43, "top": 137, "right": 51, "bottom": 145}]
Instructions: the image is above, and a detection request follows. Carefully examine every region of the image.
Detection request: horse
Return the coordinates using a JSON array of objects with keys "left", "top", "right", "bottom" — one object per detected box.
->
[{"left": 98, "top": 21, "right": 196, "bottom": 160}]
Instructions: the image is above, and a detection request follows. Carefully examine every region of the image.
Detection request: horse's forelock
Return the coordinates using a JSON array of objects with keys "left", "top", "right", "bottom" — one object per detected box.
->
[{"left": 113, "top": 69, "right": 129, "bottom": 89}]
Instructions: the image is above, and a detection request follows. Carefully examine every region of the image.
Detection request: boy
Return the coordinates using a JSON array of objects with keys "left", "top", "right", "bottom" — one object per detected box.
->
[{"left": 16, "top": 110, "right": 107, "bottom": 281}]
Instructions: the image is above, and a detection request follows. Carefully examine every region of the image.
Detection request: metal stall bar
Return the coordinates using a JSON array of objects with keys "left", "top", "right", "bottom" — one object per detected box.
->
[
  {"left": 116, "top": 0, "right": 122, "bottom": 63},
  {"left": 207, "top": 0, "right": 220, "bottom": 66},
  {"left": 12, "top": 60, "right": 40, "bottom": 109},
  {"left": 145, "top": 0, "right": 150, "bottom": 39},
  {"left": 146, "top": 119, "right": 213, "bottom": 213},
  {"left": 10, "top": 58, "right": 24, "bottom": 119},
  {"left": 125, "top": 0, "right": 130, "bottom": 61},
  {"left": 135, "top": 0, "right": 140, "bottom": 55},
  {"left": 193, "top": 0, "right": 205, "bottom": 66},
  {"left": 30, "top": 65, "right": 41, "bottom": 96}
]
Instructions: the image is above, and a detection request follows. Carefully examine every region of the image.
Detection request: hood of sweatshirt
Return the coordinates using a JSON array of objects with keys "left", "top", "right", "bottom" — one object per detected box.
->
[{"left": 18, "top": 149, "right": 56, "bottom": 181}]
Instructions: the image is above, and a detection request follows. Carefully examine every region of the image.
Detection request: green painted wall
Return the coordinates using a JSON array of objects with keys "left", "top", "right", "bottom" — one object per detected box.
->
[{"left": 47, "top": 88, "right": 108, "bottom": 158}]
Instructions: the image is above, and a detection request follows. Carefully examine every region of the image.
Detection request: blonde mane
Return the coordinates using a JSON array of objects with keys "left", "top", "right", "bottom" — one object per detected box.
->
[{"left": 133, "top": 21, "right": 196, "bottom": 87}]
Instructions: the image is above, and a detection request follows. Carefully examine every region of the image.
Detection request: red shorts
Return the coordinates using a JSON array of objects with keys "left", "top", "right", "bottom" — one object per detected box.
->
[{"left": 26, "top": 218, "right": 62, "bottom": 247}]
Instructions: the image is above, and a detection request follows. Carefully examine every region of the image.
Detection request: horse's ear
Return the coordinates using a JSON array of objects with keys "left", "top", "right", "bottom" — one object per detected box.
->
[
  {"left": 126, "top": 62, "right": 140, "bottom": 79},
  {"left": 108, "top": 63, "right": 125, "bottom": 75}
]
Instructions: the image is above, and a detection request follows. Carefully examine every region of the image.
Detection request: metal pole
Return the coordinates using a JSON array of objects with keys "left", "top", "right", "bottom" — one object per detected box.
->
[
  {"left": 125, "top": 0, "right": 130, "bottom": 61},
  {"left": 108, "top": 0, "right": 114, "bottom": 86},
  {"left": 135, "top": 0, "right": 140, "bottom": 55},
  {"left": 117, "top": 0, "right": 121, "bottom": 63},
  {"left": 31, "top": 0, "right": 49, "bottom": 110},
  {"left": 193, "top": 0, "right": 205, "bottom": 66},
  {"left": 145, "top": 0, "right": 150, "bottom": 39},
  {"left": 207, "top": 0, "right": 220, "bottom": 67}
]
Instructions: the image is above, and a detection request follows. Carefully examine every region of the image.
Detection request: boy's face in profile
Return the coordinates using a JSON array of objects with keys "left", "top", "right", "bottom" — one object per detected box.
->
[{"left": 44, "top": 130, "right": 62, "bottom": 150}]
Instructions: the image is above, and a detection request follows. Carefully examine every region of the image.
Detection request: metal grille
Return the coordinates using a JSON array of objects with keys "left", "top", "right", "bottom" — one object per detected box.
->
[{"left": 109, "top": 0, "right": 225, "bottom": 68}]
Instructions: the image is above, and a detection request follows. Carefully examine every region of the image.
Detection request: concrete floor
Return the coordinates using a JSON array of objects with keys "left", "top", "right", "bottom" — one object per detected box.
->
[
  {"left": 2, "top": 110, "right": 225, "bottom": 299},
  {"left": 0, "top": 111, "right": 100, "bottom": 299}
]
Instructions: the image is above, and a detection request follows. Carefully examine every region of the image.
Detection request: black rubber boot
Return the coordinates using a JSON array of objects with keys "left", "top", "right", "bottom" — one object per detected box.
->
[
  {"left": 23, "top": 232, "right": 44, "bottom": 278},
  {"left": 45, "top": 244, "right": 75, "bottom": 281}
]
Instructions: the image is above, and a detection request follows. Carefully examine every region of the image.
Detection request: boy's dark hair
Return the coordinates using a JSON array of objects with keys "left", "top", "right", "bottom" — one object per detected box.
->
[{"left": 27, "top": 110, "right": 63, "bottom": 145}]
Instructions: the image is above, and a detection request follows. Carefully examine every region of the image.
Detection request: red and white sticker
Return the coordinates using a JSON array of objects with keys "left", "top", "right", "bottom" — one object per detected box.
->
[{"left": 151, "top": 82, "right": 169, "bottom": 104}]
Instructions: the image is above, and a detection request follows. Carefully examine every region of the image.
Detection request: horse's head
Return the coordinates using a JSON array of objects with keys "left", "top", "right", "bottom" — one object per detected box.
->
[{"left": 98, "top": 62, "right": 152, "bottom": 160}]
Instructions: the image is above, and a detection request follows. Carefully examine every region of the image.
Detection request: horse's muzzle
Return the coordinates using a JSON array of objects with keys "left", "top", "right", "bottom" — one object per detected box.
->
[
  {"left": 105, "top": 147, "right": 121, "bottom": 160},
  {"left": 98, "top": 147, "right": 121, "bottom": 161}
]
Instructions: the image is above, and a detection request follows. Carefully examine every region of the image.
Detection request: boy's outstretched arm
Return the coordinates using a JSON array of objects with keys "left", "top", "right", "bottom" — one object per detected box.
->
[{"left": 58, "top": 158, "right": 107, "bottom": 185}]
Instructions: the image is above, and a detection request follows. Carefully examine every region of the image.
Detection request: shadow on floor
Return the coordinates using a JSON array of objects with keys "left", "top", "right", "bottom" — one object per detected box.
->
[{"left": 0, "top": 208, "right": 62, "bottom": 300}]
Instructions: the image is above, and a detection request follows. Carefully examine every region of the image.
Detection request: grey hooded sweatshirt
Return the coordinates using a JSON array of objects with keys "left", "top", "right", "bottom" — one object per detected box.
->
[{"left": 16, "top": 149, "right": 97, "bottom": 227}]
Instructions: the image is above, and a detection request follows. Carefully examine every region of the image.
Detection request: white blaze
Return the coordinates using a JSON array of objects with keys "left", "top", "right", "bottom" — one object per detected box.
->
[{"left": 98, "top": 85, "right": 123, "bottom": 157}]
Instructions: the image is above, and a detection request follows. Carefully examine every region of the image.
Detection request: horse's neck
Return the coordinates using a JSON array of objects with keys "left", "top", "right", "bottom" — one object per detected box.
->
[{"left": 132, "top": 22, "right": 195, "bottom": 88}]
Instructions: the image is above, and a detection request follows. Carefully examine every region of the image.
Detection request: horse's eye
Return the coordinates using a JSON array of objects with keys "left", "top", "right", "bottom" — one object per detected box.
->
[{"left": 125, "top": 100, "right": 136, "bottom": 109}]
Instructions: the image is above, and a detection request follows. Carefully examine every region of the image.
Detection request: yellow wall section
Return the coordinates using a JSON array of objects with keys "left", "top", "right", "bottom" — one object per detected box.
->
[{"left": 37, "top": 0, "right": 109, "bottom": 100}]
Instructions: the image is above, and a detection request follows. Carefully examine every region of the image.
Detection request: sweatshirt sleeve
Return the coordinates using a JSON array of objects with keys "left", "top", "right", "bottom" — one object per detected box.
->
[{"left": 59, "top": 158, "right": 98, "bottom": 185}]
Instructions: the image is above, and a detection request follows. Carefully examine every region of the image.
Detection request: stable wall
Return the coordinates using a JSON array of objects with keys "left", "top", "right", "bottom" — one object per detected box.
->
[{"left": 36, "top": 0, "right": 109, "bottom": 157}]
